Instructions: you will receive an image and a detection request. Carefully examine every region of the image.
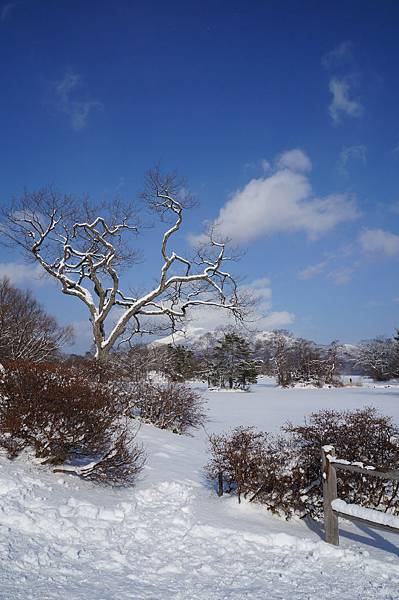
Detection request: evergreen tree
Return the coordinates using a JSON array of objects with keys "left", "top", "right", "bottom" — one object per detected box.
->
[
  {"left": 210, "top": 333, "right": 257, "bottom": 389},
  {"left": 162, "top": 345, "right": 199, "bottom": 382}
]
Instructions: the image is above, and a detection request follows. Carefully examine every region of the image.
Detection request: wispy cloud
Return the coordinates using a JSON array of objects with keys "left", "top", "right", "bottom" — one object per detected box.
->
[
  {"left": 297, "top": 244, "right": 357, "bottom": 286},
  {"left": 244, "top": 158, "right": 272, "bottom": 173},
  {"left": 326, "top": 267, "right": 354, "bottom": 285},
  {"left": 52, "top": 70, "right": 103, "bottom": 131},
  {"left": 297, "top": 261, "right": 328, "bottom": 280},
  {"left": 1, "top": 2, "right": 15, "bottom": 22},
  {"left": 329, "top": 78, "right": 363, "bottom": 123},
  {"left": 340, "top": 144, "right": 367, "bottom": 166},
  {"left": 298, "top": 262, "right": 355, "bottom": 286},
  {"left": 322, "top": 42, "right": 363, "bottom": 124},
  {"left": 322, "top": 41, "right": 353, "bottom": 69},
  {"left": 338, "top": 144, "right": 367, "bottom": 176},
  {"left": 260, "top": 159, "right": 271, "bottom": 172},
  {"left": 390, "top": 201, "right": 399, "bottom": 214}
]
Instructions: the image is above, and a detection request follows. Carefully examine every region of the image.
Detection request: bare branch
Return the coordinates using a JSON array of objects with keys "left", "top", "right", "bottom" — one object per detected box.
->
[{"left": 1, "top": 172, "right": 242, "bottom": 360}]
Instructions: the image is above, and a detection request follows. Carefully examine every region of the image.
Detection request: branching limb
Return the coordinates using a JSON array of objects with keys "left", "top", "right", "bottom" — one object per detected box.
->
[{"left": 1, "top": 170, "right": 243, "bottom": 359}]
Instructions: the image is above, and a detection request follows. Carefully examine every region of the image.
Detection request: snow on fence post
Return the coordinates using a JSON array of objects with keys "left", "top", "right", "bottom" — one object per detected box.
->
[
  {"left": 321, "top": 445, "right": 339, "bottom": 546},
  {"left": 217, "top": 472, "right": 224, "bottom": 497}
]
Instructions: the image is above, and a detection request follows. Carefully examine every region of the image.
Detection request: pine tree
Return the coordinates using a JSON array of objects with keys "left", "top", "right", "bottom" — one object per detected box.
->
[
  {"left": 163, "top": 345, "right": 199, "bottom": 382},
  {"left": 210, "top": 333, "right": 257, "bottom": 389}
]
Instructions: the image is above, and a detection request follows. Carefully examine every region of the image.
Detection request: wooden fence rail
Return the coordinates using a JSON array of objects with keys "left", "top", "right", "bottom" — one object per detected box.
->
[{"left": 321, "top": 445, "right": 399, "bottom": 545}]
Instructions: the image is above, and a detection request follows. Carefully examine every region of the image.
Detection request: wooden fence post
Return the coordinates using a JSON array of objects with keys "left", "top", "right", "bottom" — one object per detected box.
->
[
  {"left": 217, "top": 472, "right": 223, "bottom": 497},
  {"left": 321, "top": 445, "right": 339, "bottom": 545}
]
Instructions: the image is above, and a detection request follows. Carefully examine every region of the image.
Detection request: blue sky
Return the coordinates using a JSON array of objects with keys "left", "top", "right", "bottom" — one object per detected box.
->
[{"left": 0, "top": 0, "right": 398, "bottom": 352}]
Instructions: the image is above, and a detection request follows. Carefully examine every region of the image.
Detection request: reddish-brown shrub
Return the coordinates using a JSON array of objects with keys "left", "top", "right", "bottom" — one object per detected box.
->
[
  {"left": 283, "top": 406, "right": 399, "bottom": 517},
  {"left": 0, "top": 361, "right": 145, "bottom": 485},
  {"left": 130, "top": 381, "right": 206, "bottom": 434},
  {"left": 206, "top": 426, "right": 271, "bottom": 503},
  {"left": 206, "top": 408, "right": 399, "bottom": 518}
]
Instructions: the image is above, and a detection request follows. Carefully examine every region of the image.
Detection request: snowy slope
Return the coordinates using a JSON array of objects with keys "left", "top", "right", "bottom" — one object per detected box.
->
[{"left": 1, "top": 378, "right": 398, "bottom": 600}]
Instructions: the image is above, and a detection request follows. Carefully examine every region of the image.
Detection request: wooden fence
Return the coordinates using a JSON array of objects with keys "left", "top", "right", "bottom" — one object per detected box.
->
[{"left": 321, "top": 445, "right": 399, "bottom": 545}]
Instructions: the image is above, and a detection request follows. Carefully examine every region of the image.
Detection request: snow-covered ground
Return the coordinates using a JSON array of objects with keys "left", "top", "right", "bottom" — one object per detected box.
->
[{"left": 1, "top": 377, "right": 398, "bottom": 599}]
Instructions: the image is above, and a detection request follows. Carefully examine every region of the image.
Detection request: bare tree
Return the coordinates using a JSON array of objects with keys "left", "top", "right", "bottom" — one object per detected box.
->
[
  {"left": 0, "top": 277, "right": 73, "bottom": 362},
  {"left": 355, "top": 337, "right": 398, "bottom": 381},
  {"left": 1, "top": 169, "right": 242, "bottom": 360},
  {"left": 268, "top": 330, "right": 295, "bottom": 387},
  {"left": 259, "top": 331, "right": 342, "bottom": 387}
]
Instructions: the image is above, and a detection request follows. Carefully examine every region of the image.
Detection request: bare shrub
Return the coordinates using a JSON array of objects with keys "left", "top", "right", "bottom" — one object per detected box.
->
[
  {"left": 0, "top": 361, "right": 144, "bottom": 485},
  {"left": 131, "top": 381, "right": 206, "bottom": 434},
  {"left": 283, "top": 406, "right": 399, "bottom": 517},
  {"left": 206, "top": 408, "right": 399, "bottom": 518},
  {"left": 206, "top": 426, "right": 270, "bottom": 503},
  {"left": 63, "top": 354, "right": 123, "bottom": 385},
  {"left": 53, "top": 430, "right": 145, "bottom": 485}
]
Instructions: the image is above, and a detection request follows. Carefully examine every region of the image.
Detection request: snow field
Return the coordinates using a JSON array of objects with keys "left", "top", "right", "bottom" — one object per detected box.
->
[{"left": 1, "top": 377, "right": 399, "bottom": 599}]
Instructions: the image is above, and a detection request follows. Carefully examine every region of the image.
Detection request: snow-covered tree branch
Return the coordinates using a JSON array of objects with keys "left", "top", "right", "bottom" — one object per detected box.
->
[{"left": 1, "top": 169, "right": 243, "bottom": 360}]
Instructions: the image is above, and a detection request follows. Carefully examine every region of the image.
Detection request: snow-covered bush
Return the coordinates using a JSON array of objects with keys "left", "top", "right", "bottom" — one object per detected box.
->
[
  {"left": 0, "top": 362, "right": 145, "bottom": 485},
  {"left": 206, "top": 427, "right": 299, "bottom": 513},
  {"left": 207, "top": 408, "right": 399, "bottom": 519},
  {"left": 130, "top": 381, "right": 206, "bottom": 434},
  {"left": 283, "top": 407, "right": 399, "bottom": 517},
  {"left": 63, "top": 355, "right": 206, "bottom": 435},
  {"left": 206, "top": 426, "right": 273, "bottom": 503}
]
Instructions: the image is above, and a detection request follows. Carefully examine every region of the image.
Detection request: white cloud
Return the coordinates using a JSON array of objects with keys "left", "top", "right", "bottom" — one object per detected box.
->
[
  {"left": 191, "top": 153, "right": 358, "bottom": 245},
  {"left": 53, "top": 70, "right": 102, "bottom": 131},
  {"left": 322, "top": 41, "right": 353, "bottom": 69},
  {"left": 329, "top": 78, "right": 363, "bottom": 123},
  {"left": 359, "top": 228, "right": 399, "bottom": 257},
  {"left": 241, "top": 276, "right": 272, "bottom": 305},
  {"left": 259, "top": 310, "right": 295, "bottom": 329},
  {"left": 297, "top": 261, "right": 328, "bottom": 280},
  {"left": 277, "top": 149, "right": 312, "bottom": 173},
  {"left": 154, "top": 278, "right": 294, "bottom": 344},
  {"left": 0, "top": 262, "right": 49, "bottom": 286}
]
